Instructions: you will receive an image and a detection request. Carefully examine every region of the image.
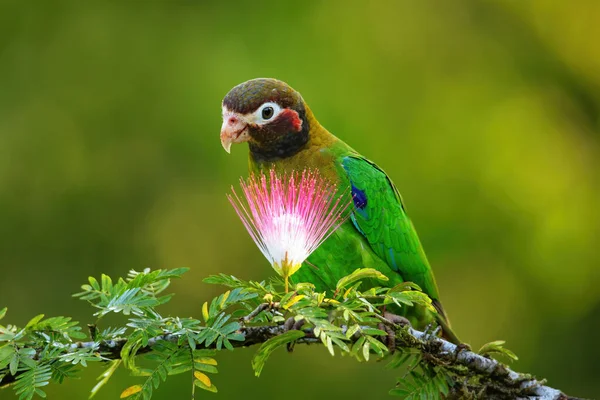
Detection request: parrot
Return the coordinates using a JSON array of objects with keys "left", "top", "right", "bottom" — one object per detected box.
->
[{"left": 219, "top": 78, "right": 460, "bottom": 344}]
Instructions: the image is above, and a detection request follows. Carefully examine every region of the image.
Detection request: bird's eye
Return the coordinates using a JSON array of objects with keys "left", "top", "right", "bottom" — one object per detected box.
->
[
  {"left": 255, "top": 102, "right": 281, "bottom": 124},
  {"left": 262, "top": 106, "right": 274, "bottom": 120}
]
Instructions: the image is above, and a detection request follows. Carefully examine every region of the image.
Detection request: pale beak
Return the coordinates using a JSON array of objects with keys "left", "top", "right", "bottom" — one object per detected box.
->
[{"left": 220, "top": 113, "right": 249, "bottom": 153}]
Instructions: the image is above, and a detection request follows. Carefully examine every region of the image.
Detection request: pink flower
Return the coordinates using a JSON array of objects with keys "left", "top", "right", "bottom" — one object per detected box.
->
[{"left": 228, "top": 169, "right": 351, "bottom": 292}]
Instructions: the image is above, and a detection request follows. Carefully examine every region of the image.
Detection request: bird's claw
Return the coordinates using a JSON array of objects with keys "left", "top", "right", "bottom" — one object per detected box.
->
[
  {"left": 383, "top": 311, "right": 411, "bottom": 327},
  {"left": 423, "top": 324, "right": 442, "bottom": 343},
  {"left": 453, "top": 342, "right": 471, "bottom": 359},
  {"left": 283, "top": 317, "right": 305, "bottom": 352},
  {"left": 378, "top": 312, "right": 411, "bottom": 353}
]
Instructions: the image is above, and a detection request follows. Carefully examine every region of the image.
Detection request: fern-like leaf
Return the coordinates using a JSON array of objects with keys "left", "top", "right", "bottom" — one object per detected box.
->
[{"left": 13, "top": 363, "right": 52, "bottom": 400}]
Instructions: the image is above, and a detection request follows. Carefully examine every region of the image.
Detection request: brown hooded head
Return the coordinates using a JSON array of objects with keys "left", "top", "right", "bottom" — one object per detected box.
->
[{"left": 220, "top": 78, "right": 310, "bottom": 162}]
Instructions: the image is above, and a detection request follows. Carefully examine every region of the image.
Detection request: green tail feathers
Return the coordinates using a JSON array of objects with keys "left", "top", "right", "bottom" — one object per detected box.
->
[{"left": 432, "top": 299, "right": 461, "bottom": 345}]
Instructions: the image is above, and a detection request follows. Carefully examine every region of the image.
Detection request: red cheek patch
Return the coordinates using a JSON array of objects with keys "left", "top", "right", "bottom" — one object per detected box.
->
[{"left": 280, "top": 109, "right": 303, "bottom": 132}]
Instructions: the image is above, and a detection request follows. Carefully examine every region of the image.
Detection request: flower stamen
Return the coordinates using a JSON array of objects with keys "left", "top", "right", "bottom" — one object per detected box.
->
[{"left": 228, "top": 168, "right": 351, "bottom": 292}]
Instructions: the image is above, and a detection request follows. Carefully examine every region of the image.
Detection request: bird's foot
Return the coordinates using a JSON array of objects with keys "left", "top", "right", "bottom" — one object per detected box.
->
[
  {"left": 283, "top": 316, "right": 306, "bottom": 352},
  {"left": 453, "top": 342, "right": 471, "bottom": 360},
  {"left": 422, "top": 323, "right": 442, "bottom": 342},
  {"left": 378, "top": 312, "right": 411, "bottom": 353},
  {"left": 419, "top": 324, "right": 471, "bottom": 360}
]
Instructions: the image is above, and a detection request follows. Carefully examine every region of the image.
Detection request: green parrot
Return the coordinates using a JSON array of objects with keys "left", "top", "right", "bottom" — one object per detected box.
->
[{"left": 220, "top": 78, "right": 459, "bottom": 343}]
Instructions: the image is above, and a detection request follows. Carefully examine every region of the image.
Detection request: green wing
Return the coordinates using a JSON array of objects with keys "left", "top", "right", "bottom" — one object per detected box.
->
[
  {"left": 293, "top": 220, "right": 397, "bottom": 292},
  {"left": 340, "top": 154, "right": 441, "bottom": 302}
]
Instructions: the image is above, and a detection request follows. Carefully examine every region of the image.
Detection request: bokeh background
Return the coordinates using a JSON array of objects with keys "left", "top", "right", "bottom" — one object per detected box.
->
[{"left": 1, "top": 0, "right": 599, "bottom": 398}]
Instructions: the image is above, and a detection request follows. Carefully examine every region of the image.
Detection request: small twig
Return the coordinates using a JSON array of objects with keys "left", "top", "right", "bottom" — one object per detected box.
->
[{"left": 241, "top": 302, "right": 280, "bottom": 323}]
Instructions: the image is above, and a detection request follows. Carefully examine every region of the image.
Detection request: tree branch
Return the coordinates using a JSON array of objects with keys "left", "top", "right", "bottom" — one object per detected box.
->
[
  {"left": 0, "top": 322, "right": 579, "bottom": 399},
  {"left": 405, "top": 328, "right": 575, "bottom": 400}
]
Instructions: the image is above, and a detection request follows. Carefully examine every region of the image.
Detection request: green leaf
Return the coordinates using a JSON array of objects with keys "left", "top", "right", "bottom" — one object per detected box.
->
[
  {"left": 365, "top": 335, "right": 388, "bottom": 356},
  {"left": 251, "top": 330, "right": 305, "bottom": 377},
  {"left": 385, "top": 349, "right": 416, "bottom": 370},
  {"left": 386, "top": 290, "right": 436, "bottom": 313},
  {"left": 478, "top": 340, "right": 518, "bottom": 362},
  {"left": 388, "top": 282, "right": 423, "bottom": 293},
  {"left": 120, "top": 385, "right": 142, "bottom": 398},
  {"left": 14, "top": 364, "right": 52, "bottom": 400},
  {"left": 346, "top": 324, "right": 360, "bottom": 339},
  {"left": 194, "top": 377, "right": 218, "bottom": 393},
  {"left": 50, "top": 362, "right": 79, "bottom": 384},
  {"left": 123, "top": 342, "right": 184, "bottom": 399},
  {"left": 336, "top": 268, "right": 388, "bottom": 292},
  {"left": 0, "top": 345, "right": 15, "bottom": 370},
  {"left": 76, "top": 268, "right": 185, "bottom": 315},
  {"left": 88, "top": 276, "right": 100, "bottom": 291},
  {"left": 27, "top": 316, "right": 86, "bottom": 340},
  {"left": 0, "top": 307, "right": 6, "bottom": 321},
  {"left": 362, "top": 328, "right": 387, "bottom": 336},
  {"left": 362, "top": 339, "right": 370, "bottom": 361},
  {"left": 24, "top": 315, "right": 45, "bottom": 330},
  {"left": 10, "top": 353, "right": 19, "bottom": 375},
  {"left": 389, "top": 364, "right": 450, "bottom": 399},
  {"left": 203, "top": 274, "right": 244, "bottom": 288},
  {"left": 350, "top": 336, "right": 366, "bottom": 360},
  {"left": 120, "top": 331, "right": 144, "bottom": 369},
  {"left": 193, "top": 362, "right": 218, "bottom": 374},
  {"left": 101, "top": 274, "right": 113, "bottom": 293}
]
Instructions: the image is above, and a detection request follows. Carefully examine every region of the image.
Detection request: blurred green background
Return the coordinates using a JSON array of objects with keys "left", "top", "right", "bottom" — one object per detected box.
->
[{"left": 1, "top": 0, "right": 599, "bottom": 398}]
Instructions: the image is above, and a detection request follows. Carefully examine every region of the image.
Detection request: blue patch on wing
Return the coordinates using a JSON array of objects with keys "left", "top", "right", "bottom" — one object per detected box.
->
[
  {"left": 351, "top": 184, "right": 368, "bottom": 209},
  {"left": 388, "top": 248, "right": 399, "bottom": 271},
  {"left": 342, "top": 155, "right": 368, "bottom": 232}
]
